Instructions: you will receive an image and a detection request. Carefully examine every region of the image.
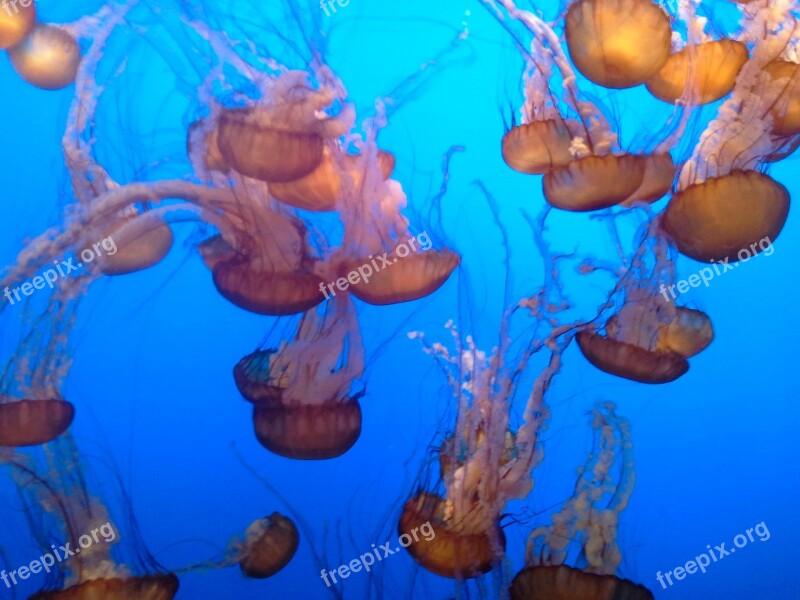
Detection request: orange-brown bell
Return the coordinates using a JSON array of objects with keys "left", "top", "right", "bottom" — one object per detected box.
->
[
  {"left": 0, "top": 399, "right": 75, "bottom": 447},
  {"left": 398, "top": 493, "right": 504, "bottom": 578},
  {"left": 543, "top": 154, "right": 646, "bottom": 211},
  {"left": 646, "top": 40, "right": 748, "bottom": 105},
  {"left": 8, "top": 24, "right": 81, "bottom": 90},
  {"left": 212, "top": 259, "right": 325, "bottom": 316},
  {"left": 0, "top": 0, "right": 35, "bottom": 49},
  {"left": 216, "top": 108, "right": 324, "bottom": 183},
  {"left": 501, "top": 120, "right": 574, "bottom": 174},
  {"left": 765, "top": 60, "right": 800, "bottom": 136},
  {"left": 565, "top": 0, "right": 671, "bottom": 89},
  {"left": 252, "top": 399, "right": 362, "bottom": 460},
  {"left": 240, "top": 513, "right": 299, "bottom": 578},
  {"left": 345, "top": 249, "right": 460, "bottom": 305},
  {"left": 576, "top": 330, "right": 688, "bottom": 383},
  {"left": 661, "top": 171, "right": 789, "bottom": 263},
  {"left": 510, "top": 565, "right": 654, "bottom": 600},
  {"left": 29, "top": 574, "right": 179, "bottom": 600}
]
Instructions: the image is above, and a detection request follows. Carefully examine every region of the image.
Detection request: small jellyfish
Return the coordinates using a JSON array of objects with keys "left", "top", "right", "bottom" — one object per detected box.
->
[
  {"left": 0, "top": 0, "right": 35, "bottom": 49},
  {"left": 576, "top": 225, "right": 713, "bottom": 383},
  {"left": 565, "top": 0, "right": 672, "bottom": 89},
  {"left": 96, "top": 210, "right": 174, "bottom": 276},
  {"left": 234, "top": 294, "right": 364, "bottom": 459},
  {"left": 238, "top": 513, "right": 300, "bottom": 579},
  {"left": 8, "top": 23, "right": 81, "bottom": 90}
]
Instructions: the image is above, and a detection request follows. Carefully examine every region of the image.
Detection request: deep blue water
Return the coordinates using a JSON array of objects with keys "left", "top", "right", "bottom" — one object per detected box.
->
[{"left": 0, "top": 0, "right": 798, "bottom": 599}]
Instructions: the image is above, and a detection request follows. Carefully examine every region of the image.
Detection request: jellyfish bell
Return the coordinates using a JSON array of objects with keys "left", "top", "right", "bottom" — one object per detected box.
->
[
  {"left": 656, "top": 307, "right": 713, "bottom": 358},
  {"left": 217, "top": 106, "right": 323, "bottom": 183},
  {"left": 0, "top": 398, "right": 75, "bottom": 447},
  {"left": 576, "top": 329, "right": 688, "bottom": 383},
  {"left": 269, "top": 147, "right": 396, "bottom": 212},
  {"left": 96, "top": 212, "right": 174, "bottom": 276},
  {"left": 543, "top": 154, "right": 647, "bottom": 212},
  {"left": 344, "top": 248, "right": 460, "bottom": 305},
  {"left": 646, "top": 39, "right": 749, "bottom": 105},
  {"left": 564, "top": 0, "right": 672, "bottom": 89},
  {"left": 8, "top": 23, "right": 81, "bottom": 90},
  {"left": 398, "top": 492, "right": 505, "bottom": 579},
  {"left": 619, "top": 153, "right": 675, "bottom": 206},
  {"left": 765, "top": 60, "right": 800, "bottom": 136},
  {"left": 251, "top": 394, "right": 362, "bottom": 460},
  {"left": 661, "top": 170, "right": 789, "bottom": 262},
  {"left": 238, "top": 513, "right": 299, "bottom": 579},
  {"left": 501, "top": 119, "right": 575, "bottom": 174},
  {"left": 212, "top": 259, "right": 325, "bottom": 316},
  {"left": 0, "top": 0, "right": 35, "bottom": 49},
  {"left": 29, "top": 574, "right": 179, "bottom": 600},
  {"left": 510, "top": 565, "right": 654, "bottom": 600}
]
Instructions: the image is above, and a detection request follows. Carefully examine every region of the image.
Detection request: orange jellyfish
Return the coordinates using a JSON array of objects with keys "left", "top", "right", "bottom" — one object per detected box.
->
[
  {"left": 0, "top": 0, "right": 35, "bottom": 49},
  {"left": 2, "top": 437, "right": 179, "bottom": 599},
  {"left": 565, "top": 0, "right": 672, "bottom": 89},
  {"left": 326, "top": 107, "right": 458, "bottom": 304},
  {"left": 8, "top": 23, "right": 81, "bottom": 90},
  {"left": 661, "top": 1, "right": 795, "bottom": 263},
  {"left": 399, "top": 316, "right": 567, "bottom": 579},
  {"left": 234, "top": 294, "right": 364, "bottom": 459},
  {"left": 490, "top": 0, "right": 675, "bottom": 211},
  {"left": 95, "top": 208, "right": 174, "bottom": 276},
  {"left": 216, "top": 70, "right": 354, "bottom": 184},
  {"left": 0, "top": 398, "right": 74, "bottom": 447},
  {"left": 512, "top": 404, "right": 653, "bottom": 599},
  {"left": 764, "top": 59, "right": 800, "bottom": 136},
  {"left": 238, "top": 513, "right": 300, "bottom": 578},
  {"left": 576, "top": 225, "right": 713, "bottom": 383}
]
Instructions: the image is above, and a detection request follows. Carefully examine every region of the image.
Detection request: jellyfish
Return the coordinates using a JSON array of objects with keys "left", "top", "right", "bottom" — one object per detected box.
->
[
  {"left": 487, "top": 0, "right": 676, "bottom": 212},
  {"left": 7, "top": 23, "right": 81, "bottom": 90},
  {"left": 0, "top": 0, "right": 35, "bottom": 49},
  {"left": 564, "top": 0, "right": 672, "bottom": 89},
  {"left": 645, "top": 0, "right": 749, "bottom": 107},
  {"left": 237, "top": 513, "right": 299, "bottom": 579},
  {"left": 0, "top": 436, "right": 179, "bottom": 599},
  {"left": 511, "top": 404, "right": 653, "bottom": 600},
  {"left": 233, "top": 293, "right": 365, "bottom": 459},
  {"left": 576, "top": 222, "right": 714, "bottom": 384},
  {"left": 399, "top": 305, "right": 574, "bottom": 580},
  {"left": 661, "top": 0, "right": 796, "bottom": 263}
]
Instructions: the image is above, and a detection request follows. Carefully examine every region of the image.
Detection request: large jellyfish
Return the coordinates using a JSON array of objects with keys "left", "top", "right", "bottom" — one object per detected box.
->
[
  {"left": 510, "top": 404, "right": 653, "bottom": 600},
  {"left": 234, "top": 293, "right": 365, "bottom": 459},
  {"left": 661, "top": 0, "right": 797, "bottom": 263}
]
